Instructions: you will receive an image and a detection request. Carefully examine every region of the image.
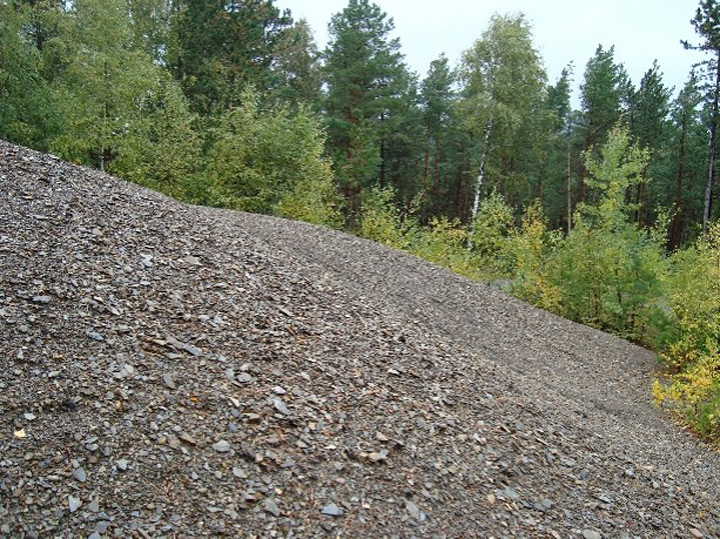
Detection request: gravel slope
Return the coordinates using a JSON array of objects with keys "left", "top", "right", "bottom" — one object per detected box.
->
[{"left": 1, "top": 140, "right": 719, "bottom": 538}]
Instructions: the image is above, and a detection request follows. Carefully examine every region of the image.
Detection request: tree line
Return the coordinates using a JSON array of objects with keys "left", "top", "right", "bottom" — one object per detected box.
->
[{"left": 2, "top": 0, "right": 720, "bottom": 442}]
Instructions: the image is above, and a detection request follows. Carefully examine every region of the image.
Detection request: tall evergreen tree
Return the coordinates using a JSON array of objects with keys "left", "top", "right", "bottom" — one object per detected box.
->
[
  {"left": 419, "top": 55, "right": 455, "bottom": 218},
  {"left": 669, "top": 70, "right": 706, "bottom": 248},
  {"left": 684, "top": 0, "right": 720, "bottom": 235},
  {"left": 627, "top": 61, "right": 672, "bottom": 225},
  {"left": 271, "top": 19, "right": 323, "bottom": 108},
  {"left": 578, "top": 45, "right": 628, "bottom": 203},
  {"left": 170, "top": 0, "right": 291, "bottom": 114},
  {"left": 323, "top": 0, "right": 414, "bottom": 222},
  {"left": 544, "top": 67, "right": 575, "bottom": 229}
]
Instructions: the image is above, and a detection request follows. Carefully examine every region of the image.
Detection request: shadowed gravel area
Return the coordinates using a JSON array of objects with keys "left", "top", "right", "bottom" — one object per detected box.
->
[{"left": 1, "top": 140, "right": 719, "bottom": 538}]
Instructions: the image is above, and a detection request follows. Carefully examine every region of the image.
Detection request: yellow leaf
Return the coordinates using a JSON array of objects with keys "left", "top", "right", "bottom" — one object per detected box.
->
[{"left": 14, "top": 429, "right": 26, "bottom": 439}]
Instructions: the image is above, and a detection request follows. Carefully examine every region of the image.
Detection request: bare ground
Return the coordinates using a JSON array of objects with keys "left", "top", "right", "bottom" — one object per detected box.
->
[{"left": 0, "top": 140, "right": 718, "bottom": 538}]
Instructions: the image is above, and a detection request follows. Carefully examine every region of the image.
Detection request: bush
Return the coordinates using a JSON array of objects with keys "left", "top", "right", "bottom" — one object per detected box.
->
[
  {"left": 207, "top": 90, "right": 340, "bottom": 226},
  {"left": 411, "top": 216, "right": 483, "bottom": 280},
  {"left": 469, "top": 191, "right": 515, "bottom": 275},
  {"left": 654, "top": 223, "right": 720, "bottom": 442},
  {"left": 541, "top": 127, "right": 668, "bottom": 344},
  {"left": 358, "top": 187, "right": 416, "bottom": 249},
  {"left": 508, "top": 201, "right": 561, "bottom": 312}
]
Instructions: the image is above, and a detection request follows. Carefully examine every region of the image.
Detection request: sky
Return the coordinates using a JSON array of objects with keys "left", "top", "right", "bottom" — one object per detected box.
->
[{"left": 276, "top": 0, "right": 708, "bottom": 104}]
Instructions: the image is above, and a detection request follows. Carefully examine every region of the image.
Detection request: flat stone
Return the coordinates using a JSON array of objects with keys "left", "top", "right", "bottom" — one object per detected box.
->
[
  {"left": 405, "top": 500, "right": 426, "bottom": 522},
  {"left": 86, "top": 331, "right": 104, "bottom": 342},
  {"left": 322, "top": 503, "right": 343, "bottom": 517},
  {"left": 212, "top": 440, "right": 231, "bottom": 453},
  {"left": 73, "top": 467, "right": 87, "bottom": 482},
  {"left": 69, "top": 495, "right": 82, "bottom": 513},
  {"left": 263, "top": 498, "right": 281, "bottom": 517},
  {"left": 273, "top": 397, "right": 291, "bottom": 416},
  {"left": 162, "top": 373, "right": 177, "bottom": 390}
]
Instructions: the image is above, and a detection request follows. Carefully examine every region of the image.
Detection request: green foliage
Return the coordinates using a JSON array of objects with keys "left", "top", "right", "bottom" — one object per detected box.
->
[
  {"left": 206, "top": 91, "right": 341, "bottom": 226},
  {"left": 508, "top": 201, "right": 561, "bottom": 311},
  {"left": 50, "top": 0, "right": 163, "bottom": 171},
  {"left": 655, "top": 223, "right": 720, "bottom": 442},
  {"left": 271, "top": 19, "right": 323, "bottom": 108},
  {"left": 411, "top": 217, "right": 486, "bottom": 280},
  {"left": 546, "top": 127, "right": 668, "bottom": 342},
  {"left": 323, "top": 0, "right": 419, "bottom": 221},
  {"left": 170, "top": 0, "right": 292, "bottom": 114},
  {"left": 0, "top": 2, "right": 59, "bottom": 149},
  {"left": 111, "top": 75, "right": 202, "bottom": 197},
  {"left": 357, "top": 187, "right": 412, "bottom": 248},
  {"left": 470, "top": 192, "right": 515, "bottom": 274},
  {"left": 580, "top": 45, "right": 628, "bottom": 151},
  {"left": 459, "top": 13, "right": 551, "bottom": 209}
]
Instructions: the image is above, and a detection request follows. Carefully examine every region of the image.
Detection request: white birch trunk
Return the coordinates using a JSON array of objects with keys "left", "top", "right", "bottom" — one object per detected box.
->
[{"left": 471, "top": 119, "right": 493, "bottom": 222}]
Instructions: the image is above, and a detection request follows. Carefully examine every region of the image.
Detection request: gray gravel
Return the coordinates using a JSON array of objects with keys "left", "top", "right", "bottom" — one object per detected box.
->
[{"left": 1, "top": 140, "right": 719, "bottom": 538}]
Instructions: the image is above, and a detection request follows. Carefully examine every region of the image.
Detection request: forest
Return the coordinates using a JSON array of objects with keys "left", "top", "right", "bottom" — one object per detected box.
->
[{"left": 1, "top": 0, "right": 720, "bottom": 443}]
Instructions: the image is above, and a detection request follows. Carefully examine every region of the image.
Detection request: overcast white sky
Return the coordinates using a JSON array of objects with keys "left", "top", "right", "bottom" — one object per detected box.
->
[{"left": 277, "top": 0, "right": 707, "bottom": 103}]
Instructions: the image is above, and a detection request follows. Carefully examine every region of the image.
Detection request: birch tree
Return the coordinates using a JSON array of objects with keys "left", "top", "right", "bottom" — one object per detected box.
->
[{"left": 458, "top": 13, "right": 548, "bottom": 222}]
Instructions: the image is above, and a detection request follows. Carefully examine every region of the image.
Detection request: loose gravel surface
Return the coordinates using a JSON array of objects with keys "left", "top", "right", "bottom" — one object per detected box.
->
[{"left": 1, "top": 140, "right": 719, "bottom": 538}]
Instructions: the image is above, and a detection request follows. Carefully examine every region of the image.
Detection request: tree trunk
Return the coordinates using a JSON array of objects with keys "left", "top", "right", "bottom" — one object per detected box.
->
[
  {"left": 669, "top": 114, "right": 687, "bottom": 250},
  {"left": 567, "top": 138, "right": 573, "bottom": 232},
  {"left": 432, "top": 139, "right": 441, "bottom": 216},
  {"left": 703, "top": 53, "right": 720, "bottom": 236},
  {"left": 471, "top": 119, "right": 493, "bottom": 221}
]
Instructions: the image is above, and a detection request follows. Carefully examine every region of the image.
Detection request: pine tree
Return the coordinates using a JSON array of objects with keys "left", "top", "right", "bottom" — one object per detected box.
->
[
  {"left": 627, "top": 61, "right": 672, "bottom": 226},
  {"left": 544, "top": 67, "right": 575, "bottom": 229},
  {"left": 323, "top": 0, "right": 414, "bottom": 223},
  {"left": 170, "top": 0, "right": 292, "bottom": 114},
  {"left": 271, "top": 19, "right": 323, "bottom": 108},
  {"left": 419, "top": 54, "right": 456, "bottom": 219},
  {"left": 669, "top": 71, "right": 706, "bottom": 248},
  {"left": 578, "top": 45, "right": 628, "bottom": 204},
  {"left": 684, "top": 0, "right": 720, "bottom": 235}
]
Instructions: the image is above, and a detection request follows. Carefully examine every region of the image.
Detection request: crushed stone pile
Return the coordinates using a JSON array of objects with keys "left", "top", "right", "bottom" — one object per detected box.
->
[{"left": 1, "top": 140, "right": 719, "bottom": 538}]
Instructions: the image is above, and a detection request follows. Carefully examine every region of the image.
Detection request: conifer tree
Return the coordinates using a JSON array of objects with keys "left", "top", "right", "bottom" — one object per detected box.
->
[
  {"left": 578, "top": 45, "right": 628, "bottom": 203},
  {"left": 684, "top": 0, "right": 720, "bottom": 235},
  {"left": 170, "top": 0, "right": 291, "bottom": 114},
  {"left": 271, "top": 19, "right": 323, "bottom": 108},
  {"left": 544, "top": 67, "right": 575, "bottom": 229},
  {"left": 627, "top": 61, "right": 672, "bottom": 225},
  {"left": 323, "top": 0, "right": 414, "bottom": 223},
  {"left": 669, "top": 71, "right": 706, "bottom": 248}
]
